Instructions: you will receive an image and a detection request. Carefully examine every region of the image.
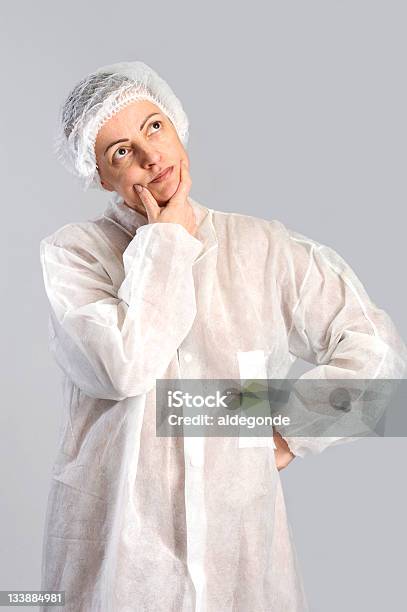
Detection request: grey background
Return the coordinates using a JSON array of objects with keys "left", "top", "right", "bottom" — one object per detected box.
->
[{"left": 1, "top": 1, "right": 406, "bottom": 610}]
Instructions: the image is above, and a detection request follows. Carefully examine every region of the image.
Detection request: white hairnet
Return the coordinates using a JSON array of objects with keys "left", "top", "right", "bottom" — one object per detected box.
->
[{"left": 54, "top": 61, "right": 190, "bottom": 191}]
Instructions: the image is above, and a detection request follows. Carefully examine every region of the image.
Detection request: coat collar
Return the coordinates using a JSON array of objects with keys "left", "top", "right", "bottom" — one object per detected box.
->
[{"left": 103, "top": 192, "right": 218, "bottom": 258}]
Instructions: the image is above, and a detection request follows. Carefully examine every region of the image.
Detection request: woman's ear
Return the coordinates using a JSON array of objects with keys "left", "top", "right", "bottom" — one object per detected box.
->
[
  {"left": 96, "top": 164, "right": 114, "bottom": 192},
  {"left": 100, "top": 180, "right": 115, "bottom": 192}
]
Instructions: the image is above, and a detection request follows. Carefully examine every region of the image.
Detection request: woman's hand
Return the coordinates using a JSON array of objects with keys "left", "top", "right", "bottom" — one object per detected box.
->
[
  {"left": 135, "top": 160, "right": 197, "bottom": 237},
  {"left": 273, "top": 430, "right": 296, "bottom": 471}
]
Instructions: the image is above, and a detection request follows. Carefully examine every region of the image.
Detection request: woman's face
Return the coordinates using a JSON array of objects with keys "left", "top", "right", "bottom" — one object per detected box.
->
[{"left": 94, "top": 99, "right": 189, "bottom": 215}]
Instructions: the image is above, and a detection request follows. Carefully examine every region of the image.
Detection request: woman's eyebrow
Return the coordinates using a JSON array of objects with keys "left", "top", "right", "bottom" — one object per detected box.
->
[{"left": 103, "top": 112, "right": 161, "bottom": 156}]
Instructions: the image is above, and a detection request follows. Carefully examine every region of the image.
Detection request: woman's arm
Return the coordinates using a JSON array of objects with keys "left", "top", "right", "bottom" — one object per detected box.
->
[
  {"left": 40, "top": 221, "right": 203, "bottom": 400},
  {"left": 277, "top": 228, "right": 407, "bottom": 458}
]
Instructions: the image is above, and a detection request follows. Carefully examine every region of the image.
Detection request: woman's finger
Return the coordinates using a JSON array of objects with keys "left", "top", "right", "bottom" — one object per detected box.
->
[{"left": 136, "top": 185, "right": 160, "bottom": 222}]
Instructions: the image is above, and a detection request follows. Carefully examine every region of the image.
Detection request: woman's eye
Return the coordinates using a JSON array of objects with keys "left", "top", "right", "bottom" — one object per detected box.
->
[
  {"left": 113, "top": 147, "right": 129, "bottom": 161},
  {"left": 112, "top": 121, "right": 162, "bottom": 161},
  {"left": 148, "top": 120, "right": 162, "bottom": 133}
]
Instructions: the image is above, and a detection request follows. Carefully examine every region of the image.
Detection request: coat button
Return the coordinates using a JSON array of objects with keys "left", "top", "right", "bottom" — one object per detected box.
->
[{"left": 183, "top": 353, "right": 192, "bottom": 363}]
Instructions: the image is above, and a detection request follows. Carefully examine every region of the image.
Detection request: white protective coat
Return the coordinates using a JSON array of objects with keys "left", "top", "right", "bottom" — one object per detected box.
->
[{"left": 39, "top": 194, "right": 407, "bottom": 611}]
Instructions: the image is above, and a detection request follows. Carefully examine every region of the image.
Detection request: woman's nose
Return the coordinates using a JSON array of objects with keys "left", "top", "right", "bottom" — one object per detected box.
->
[{"left": 138, "top": 144, "right": 161, "bottom": 168}]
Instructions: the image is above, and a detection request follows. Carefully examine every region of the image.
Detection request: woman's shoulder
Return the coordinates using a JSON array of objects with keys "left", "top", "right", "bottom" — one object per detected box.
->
[
  {"left": 39, "top": 216, "right": 115, "bottom": 262},
  {"left": 41, "top": 219, "right": 97, "bottom": 243},
  {"left": 210, "top": 207, "right": 314, "bottom": 250}
]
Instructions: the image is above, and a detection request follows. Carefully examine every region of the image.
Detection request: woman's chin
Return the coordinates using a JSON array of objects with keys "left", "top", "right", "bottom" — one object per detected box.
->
[{"left": 152, "top": 183, "right": 178, "bottom": 205}]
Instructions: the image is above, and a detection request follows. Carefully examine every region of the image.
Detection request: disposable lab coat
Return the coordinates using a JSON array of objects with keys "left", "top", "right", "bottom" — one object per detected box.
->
[{"left": 39, "top": 194, "right": 407, "bottom": 611}]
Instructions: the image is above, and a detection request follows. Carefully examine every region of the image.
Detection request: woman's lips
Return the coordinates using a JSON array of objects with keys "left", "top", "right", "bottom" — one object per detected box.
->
[{"left": 150, "top": 166, "right": 173, "bottom": 183}]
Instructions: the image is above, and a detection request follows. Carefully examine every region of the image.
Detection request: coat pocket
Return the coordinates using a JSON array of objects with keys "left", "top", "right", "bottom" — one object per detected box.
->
[{"left": 236, "top": 349, "right": 276, "bottom": 450}]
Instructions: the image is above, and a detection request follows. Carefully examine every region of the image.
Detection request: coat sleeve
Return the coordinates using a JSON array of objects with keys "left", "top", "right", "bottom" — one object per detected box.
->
[
  {"left": 40, "top": 221, "right": 203, "bottom": 400},
  {"left": 276, "top": 227, "right": 407, "bottom": 458}
]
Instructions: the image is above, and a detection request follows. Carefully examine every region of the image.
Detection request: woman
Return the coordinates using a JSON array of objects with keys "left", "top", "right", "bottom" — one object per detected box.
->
[{"left": 40, "top": 61, "right": 407, "bottom": 611}]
